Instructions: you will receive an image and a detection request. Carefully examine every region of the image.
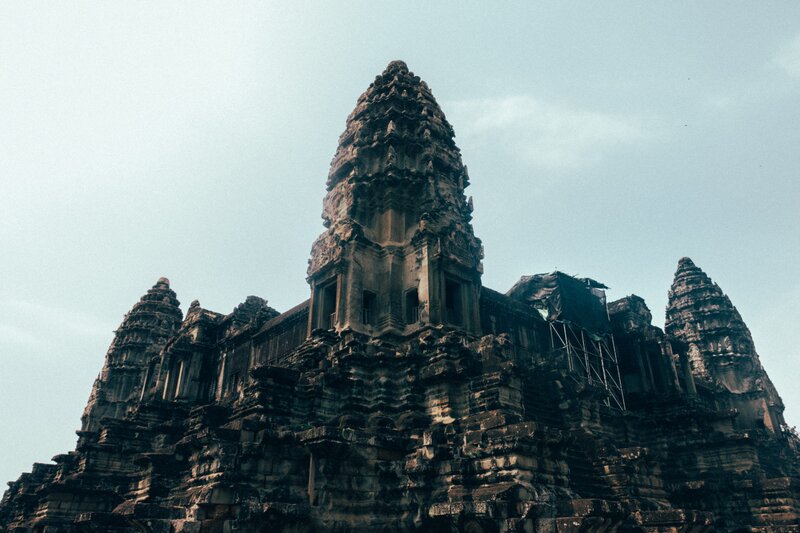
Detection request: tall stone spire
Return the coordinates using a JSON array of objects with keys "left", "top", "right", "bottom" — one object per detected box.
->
[
  {"left": 307, "top": 61, "right": 482, "bottom": 335},
  {"left": 81, "top": 277, "right": 182, "bottom": 432},
  {"left": 665, "top": 257, "right": 784, "bottom": 431}
]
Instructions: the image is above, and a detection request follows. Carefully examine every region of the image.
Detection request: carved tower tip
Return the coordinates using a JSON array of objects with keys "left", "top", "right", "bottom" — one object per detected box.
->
[
  {"left": 665, "top": 257, "right": 784, "bottom": 432},
  {"left": 81, "top": 279, "right": 182, "bottom": 433},
  {"left": 383, "top": 60, "right": 409, "bottom": 74}
]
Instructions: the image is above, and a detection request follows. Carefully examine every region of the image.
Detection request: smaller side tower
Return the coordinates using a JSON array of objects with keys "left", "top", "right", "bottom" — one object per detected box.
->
[
  {"left": 665, "top": 257, "right": 785, "bottom": 432},
  {"left": 81, "top": 277, "right": 182, "bottom": 432},
  {"left": 307, "top": 61, "right": 483, "bottom": 337}
]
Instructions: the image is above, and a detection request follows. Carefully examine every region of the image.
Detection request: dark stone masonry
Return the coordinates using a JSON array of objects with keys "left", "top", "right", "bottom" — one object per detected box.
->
[{"left": 2, "top": 61, "right": 798, "bottom": 532}]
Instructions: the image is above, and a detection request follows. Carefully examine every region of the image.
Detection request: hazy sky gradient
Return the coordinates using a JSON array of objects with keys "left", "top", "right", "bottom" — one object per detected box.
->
[{"left": 1, "top": 2, "right": 799, "bottom": 487}]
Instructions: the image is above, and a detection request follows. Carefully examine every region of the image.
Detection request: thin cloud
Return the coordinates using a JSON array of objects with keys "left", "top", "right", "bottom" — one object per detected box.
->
[
  {"left": 705, "top": 35, "right": 800, "bottom": 110},
  {"left": 0, "top": 299, "right": 115, "bottom": 343},
  {"left": 773, "top": 33, "right": 800, "bottom": 79},
  {"left": 447, "top": 95, "right": 649, "bottom": 170},
  {"left": 0, "top": 324, "right": 47, "bottom": 349}
]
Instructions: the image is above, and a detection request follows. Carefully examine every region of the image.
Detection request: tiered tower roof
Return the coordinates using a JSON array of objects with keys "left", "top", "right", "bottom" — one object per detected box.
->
[
  {"left": 81, "top": 277, "right": 182, "bottom": 432},
  {"left": 665, "top": 258, "right": 781, "bottom": 405},
  {"left": 310, "top": 60, "right": 481, "bottom": 277},
  {"left": 326, "top": 60, "right": 465, "bottom": 192}
]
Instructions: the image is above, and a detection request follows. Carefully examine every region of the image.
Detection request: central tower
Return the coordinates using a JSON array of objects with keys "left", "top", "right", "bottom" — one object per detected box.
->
[{"left": 307, "top": 61, "right": 483, "bottom": 336}]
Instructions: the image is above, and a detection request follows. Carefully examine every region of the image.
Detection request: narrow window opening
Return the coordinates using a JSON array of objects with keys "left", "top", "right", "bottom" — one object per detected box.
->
[
  {"left": 445, "top": 279, "right": 462, "bottom": 326},
  {"left": 161, "top": 369, "right": 171, "bottom": 400},
  {"left": 320, "top": 281, "right": 337, "bottom": 329},
  {"left": 362, "top": 290, "right": 377, "bottom": 326},
  {"left": 307, "top": 452, "right": 317, "bottom": 506},
  {"left": 230, "top": 371, "right": 241, "bottom": 399},
  {"left": 173, "top": 360, "right": 185, "bottom": 399},
  {"left": 140, "top": 361, "right": 155, "bottom": 401},
  {"left": 215, "top": 354, "right": 227, "bottom": 401},
  {"left": 405, "top": 288, "right": 420, "bottom": 324}
]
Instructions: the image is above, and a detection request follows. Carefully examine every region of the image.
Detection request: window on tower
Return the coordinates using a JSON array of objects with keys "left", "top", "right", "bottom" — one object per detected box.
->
[
  {"left": 319, "top": 280, "right": 338, "bottom": 330},
  {"left": 405, "top": 288, "right": 419, "bottom": 324},
  {"left": 362, "top": 290, "right": 377, "bottom": 326},
  {"left": 445, "top": 278, "right": 463, "bottom": 326}
]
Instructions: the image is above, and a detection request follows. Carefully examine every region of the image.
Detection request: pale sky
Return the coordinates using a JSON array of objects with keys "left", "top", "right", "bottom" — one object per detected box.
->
[{"left": 1, "top": 2, "right": 799, "bottom": 487}]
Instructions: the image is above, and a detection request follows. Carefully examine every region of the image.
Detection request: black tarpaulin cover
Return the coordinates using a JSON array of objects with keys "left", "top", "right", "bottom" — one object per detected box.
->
[{"left": 506, "top": 271, "right": 610, "bottom": 333}]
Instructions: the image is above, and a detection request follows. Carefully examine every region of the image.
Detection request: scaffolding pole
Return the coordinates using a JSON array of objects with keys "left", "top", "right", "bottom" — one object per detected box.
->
[{"left": 548, "top": 320, "right": 626, "bottom": 410}]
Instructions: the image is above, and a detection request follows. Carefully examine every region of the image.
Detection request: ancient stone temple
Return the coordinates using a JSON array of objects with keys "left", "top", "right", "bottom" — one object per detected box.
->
[{"left": 2, "top": 61, "right": 799, "bottom": 532}]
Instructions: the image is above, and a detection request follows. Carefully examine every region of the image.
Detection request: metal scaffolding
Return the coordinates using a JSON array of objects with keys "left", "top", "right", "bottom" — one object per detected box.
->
[{"left": 548, "top": 320, "right": 626, "bottom": 410}]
